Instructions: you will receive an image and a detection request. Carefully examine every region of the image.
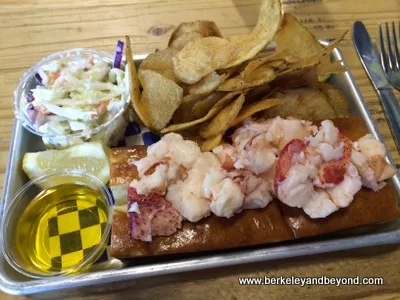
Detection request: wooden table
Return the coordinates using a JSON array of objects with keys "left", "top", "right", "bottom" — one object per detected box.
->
[{"left": 1, "top": 0, "right": 400, "bottom": 299}]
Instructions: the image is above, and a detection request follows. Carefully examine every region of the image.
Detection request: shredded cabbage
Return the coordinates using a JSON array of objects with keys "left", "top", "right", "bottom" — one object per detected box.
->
[{"left": 27, "top": 55, "right": 128, "bottom": 136}]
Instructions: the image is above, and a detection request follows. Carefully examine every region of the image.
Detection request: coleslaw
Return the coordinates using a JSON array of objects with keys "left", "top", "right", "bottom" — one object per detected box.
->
[{"left": 24, "top": 42, "right": 128, "bottom": 138}]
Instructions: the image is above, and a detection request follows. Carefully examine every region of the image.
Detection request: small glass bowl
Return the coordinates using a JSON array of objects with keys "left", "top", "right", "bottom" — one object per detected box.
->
[
  {"left": 13, "top": 48, "right": 130, "bottom": 149},
  {"left": 1, "top": 171, "right": 114, "bottom": 278}
]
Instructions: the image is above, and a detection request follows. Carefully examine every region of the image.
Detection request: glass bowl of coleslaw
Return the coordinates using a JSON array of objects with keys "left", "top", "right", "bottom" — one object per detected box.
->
[{"left": 13, "top": 44, "right": 130, "bottom": 149}]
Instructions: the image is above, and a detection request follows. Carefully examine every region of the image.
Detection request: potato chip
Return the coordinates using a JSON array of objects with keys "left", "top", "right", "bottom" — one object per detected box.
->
[
  {"left": 216, "top": 77, "right": 243, "bottom": 92},
  {"left": 169, "top": 32, "right": 202, "bottom": 52},
  {"left": 129, "top": 3, "right": 348, "bottom": 134},
  {"left": 185, "top": 21, "right": 221, "bottom": 36},
  {"left": 276, "top": 14, "right": 322, "bottom": 59},
  {"left": 252, "top": 51, "right": 273, "bottom": 60},
  {"left": 264, "top": 59, "right": 287, "bottom": 69},
  {"left": 161, "top": 91, "right": 241, "bottom": 133},
  {"left": 272, "top": 65, "right": 318, "bottom": 91},
  {"left": 139, "top": 70, "right": 183, "bottom": 131},
  {"left": 172, "top": 94, "right": 207, "bottom": 123},
  {"left": 317, "top": 60, "right": 346, "bottom": 78},
  {"left": 230, "top": 98, "right": 281, "bottom": 127},
  {"left": 125, "top": 36, "right": 151, "bottom": 128},
  {"left": 242, "top": 52, "right": 291, "bottom": 79},
  {"left": 218, "top": 65, "right": 276, "bottom": 91},
  {"left": 178, "top": 125, "right": 204, "bottom": 138},
  {"left": 219, "top": 61, "right": 249, "bottom": 79},
  {"left": 245, "top": 84, "right": 274, "bottom": 104},
  {"left": 192, "top": 92, "right": 226, "bottom": 118},
  {"left": 217, "top": 53, "right": 297, "bottom": 92},
  {"left": 276, "top": 65, "right": 317, "bottom": 82},
  {"left": 201, "top": 134, "right": 223, "bottom": 152},
  {"left": 138, "top": 48, "right": 177, "bottom": 82},
  {"left": 199, "top": 94, "right": 245, "bottom": 138},
  {"left": 300, "top": 66, "right": 319, "bottom": 88},
  {"left": 223, "top": 0, "right": 282, "bottom": 68},
  {"left": 169, "top": 20, "right": 223, "bottom": 51},
  {"left": 187, "top": 71, "right": 228, "bottom": 95},
  {"left": 318, "top": 83, "right": 351, "bottom": 117},
  {"left": 276, "top": 31, "right": 347, "bottom": 79},
  {"left": 172, "top": 36, "right": 239, "bottom": 84},
  {"left": 263, "top": 87, "right": 337, "bottom": 120},
  {"left": 276, "top": 14, "right": 342, "bottom": 81},
  {"left": 169, "top": 21, "right": 222, "bottom": 45},
  {"left": 246, "top": 65, "right": 276, "bottom": 82}
]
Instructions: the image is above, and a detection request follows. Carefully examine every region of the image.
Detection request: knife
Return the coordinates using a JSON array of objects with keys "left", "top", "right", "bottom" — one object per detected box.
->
[{"left": 353, "top": 21, "right": 400, "bottom": 151}]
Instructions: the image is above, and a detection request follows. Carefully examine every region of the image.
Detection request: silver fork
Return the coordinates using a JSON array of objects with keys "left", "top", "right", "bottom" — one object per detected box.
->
[{"left": 379, "top": 22, "right": 400, "bottom": 90}]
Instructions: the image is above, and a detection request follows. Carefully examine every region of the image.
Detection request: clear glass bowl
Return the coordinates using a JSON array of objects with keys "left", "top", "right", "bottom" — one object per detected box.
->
[
  {"left": 13, "top": 48, "right": 130, "bottom": 149},
  {"left": 1, "top": 171, "right": 114, "bottom": 278}
]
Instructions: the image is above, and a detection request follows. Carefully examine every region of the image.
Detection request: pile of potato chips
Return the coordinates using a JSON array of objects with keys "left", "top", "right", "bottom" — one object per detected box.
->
[{"left": 125, "top": 0, "right": 350, "bottom": 151}]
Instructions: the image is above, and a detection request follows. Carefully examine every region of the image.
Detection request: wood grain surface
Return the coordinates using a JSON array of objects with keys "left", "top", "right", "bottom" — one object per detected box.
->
[{"left": 0, "top": 0, "right": 400, "bottom": 299}]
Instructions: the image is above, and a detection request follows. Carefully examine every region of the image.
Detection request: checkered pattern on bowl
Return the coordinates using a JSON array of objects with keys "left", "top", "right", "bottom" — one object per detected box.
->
[{"left": 45, "top": 199, "right": 108, "bottom": 272}]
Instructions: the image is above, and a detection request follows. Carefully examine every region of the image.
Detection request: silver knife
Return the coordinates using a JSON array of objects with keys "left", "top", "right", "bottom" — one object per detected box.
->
[{"left": 353, "top": 21, "right": 400, "bottom": 151}]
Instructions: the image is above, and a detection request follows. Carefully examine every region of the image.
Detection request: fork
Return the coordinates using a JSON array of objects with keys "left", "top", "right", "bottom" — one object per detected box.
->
[{"left": 379, "top": 22, "right": 400, "bottom": 91}]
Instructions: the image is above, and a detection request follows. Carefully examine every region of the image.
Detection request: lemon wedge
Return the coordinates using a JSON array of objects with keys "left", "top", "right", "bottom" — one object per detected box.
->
[{"left": 22, "top": 142, "right": 110, "bottom": 185}]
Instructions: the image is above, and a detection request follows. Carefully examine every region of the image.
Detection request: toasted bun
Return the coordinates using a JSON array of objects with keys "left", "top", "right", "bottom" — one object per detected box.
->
[
  {"left": 110, "top": 117, "right": 400, "bottom": 259},
  {"left": 110, "top": 145, "right": 147, "bottom": 186},
  {"left": 111, "top": 202, "right": 294, "bottom": 258},
  {"left": 279, "top": 117, "right": 400, "bottom": 238}
]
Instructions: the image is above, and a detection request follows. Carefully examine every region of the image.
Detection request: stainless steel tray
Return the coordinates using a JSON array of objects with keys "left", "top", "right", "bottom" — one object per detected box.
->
[{"left": 1, "top": 41, "right": 399, "bottom": 295}]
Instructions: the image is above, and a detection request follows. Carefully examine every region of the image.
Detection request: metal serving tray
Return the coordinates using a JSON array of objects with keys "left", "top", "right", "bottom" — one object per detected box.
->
[{"left": 1, "top": 41, "right": 399, "bottom": 295}]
